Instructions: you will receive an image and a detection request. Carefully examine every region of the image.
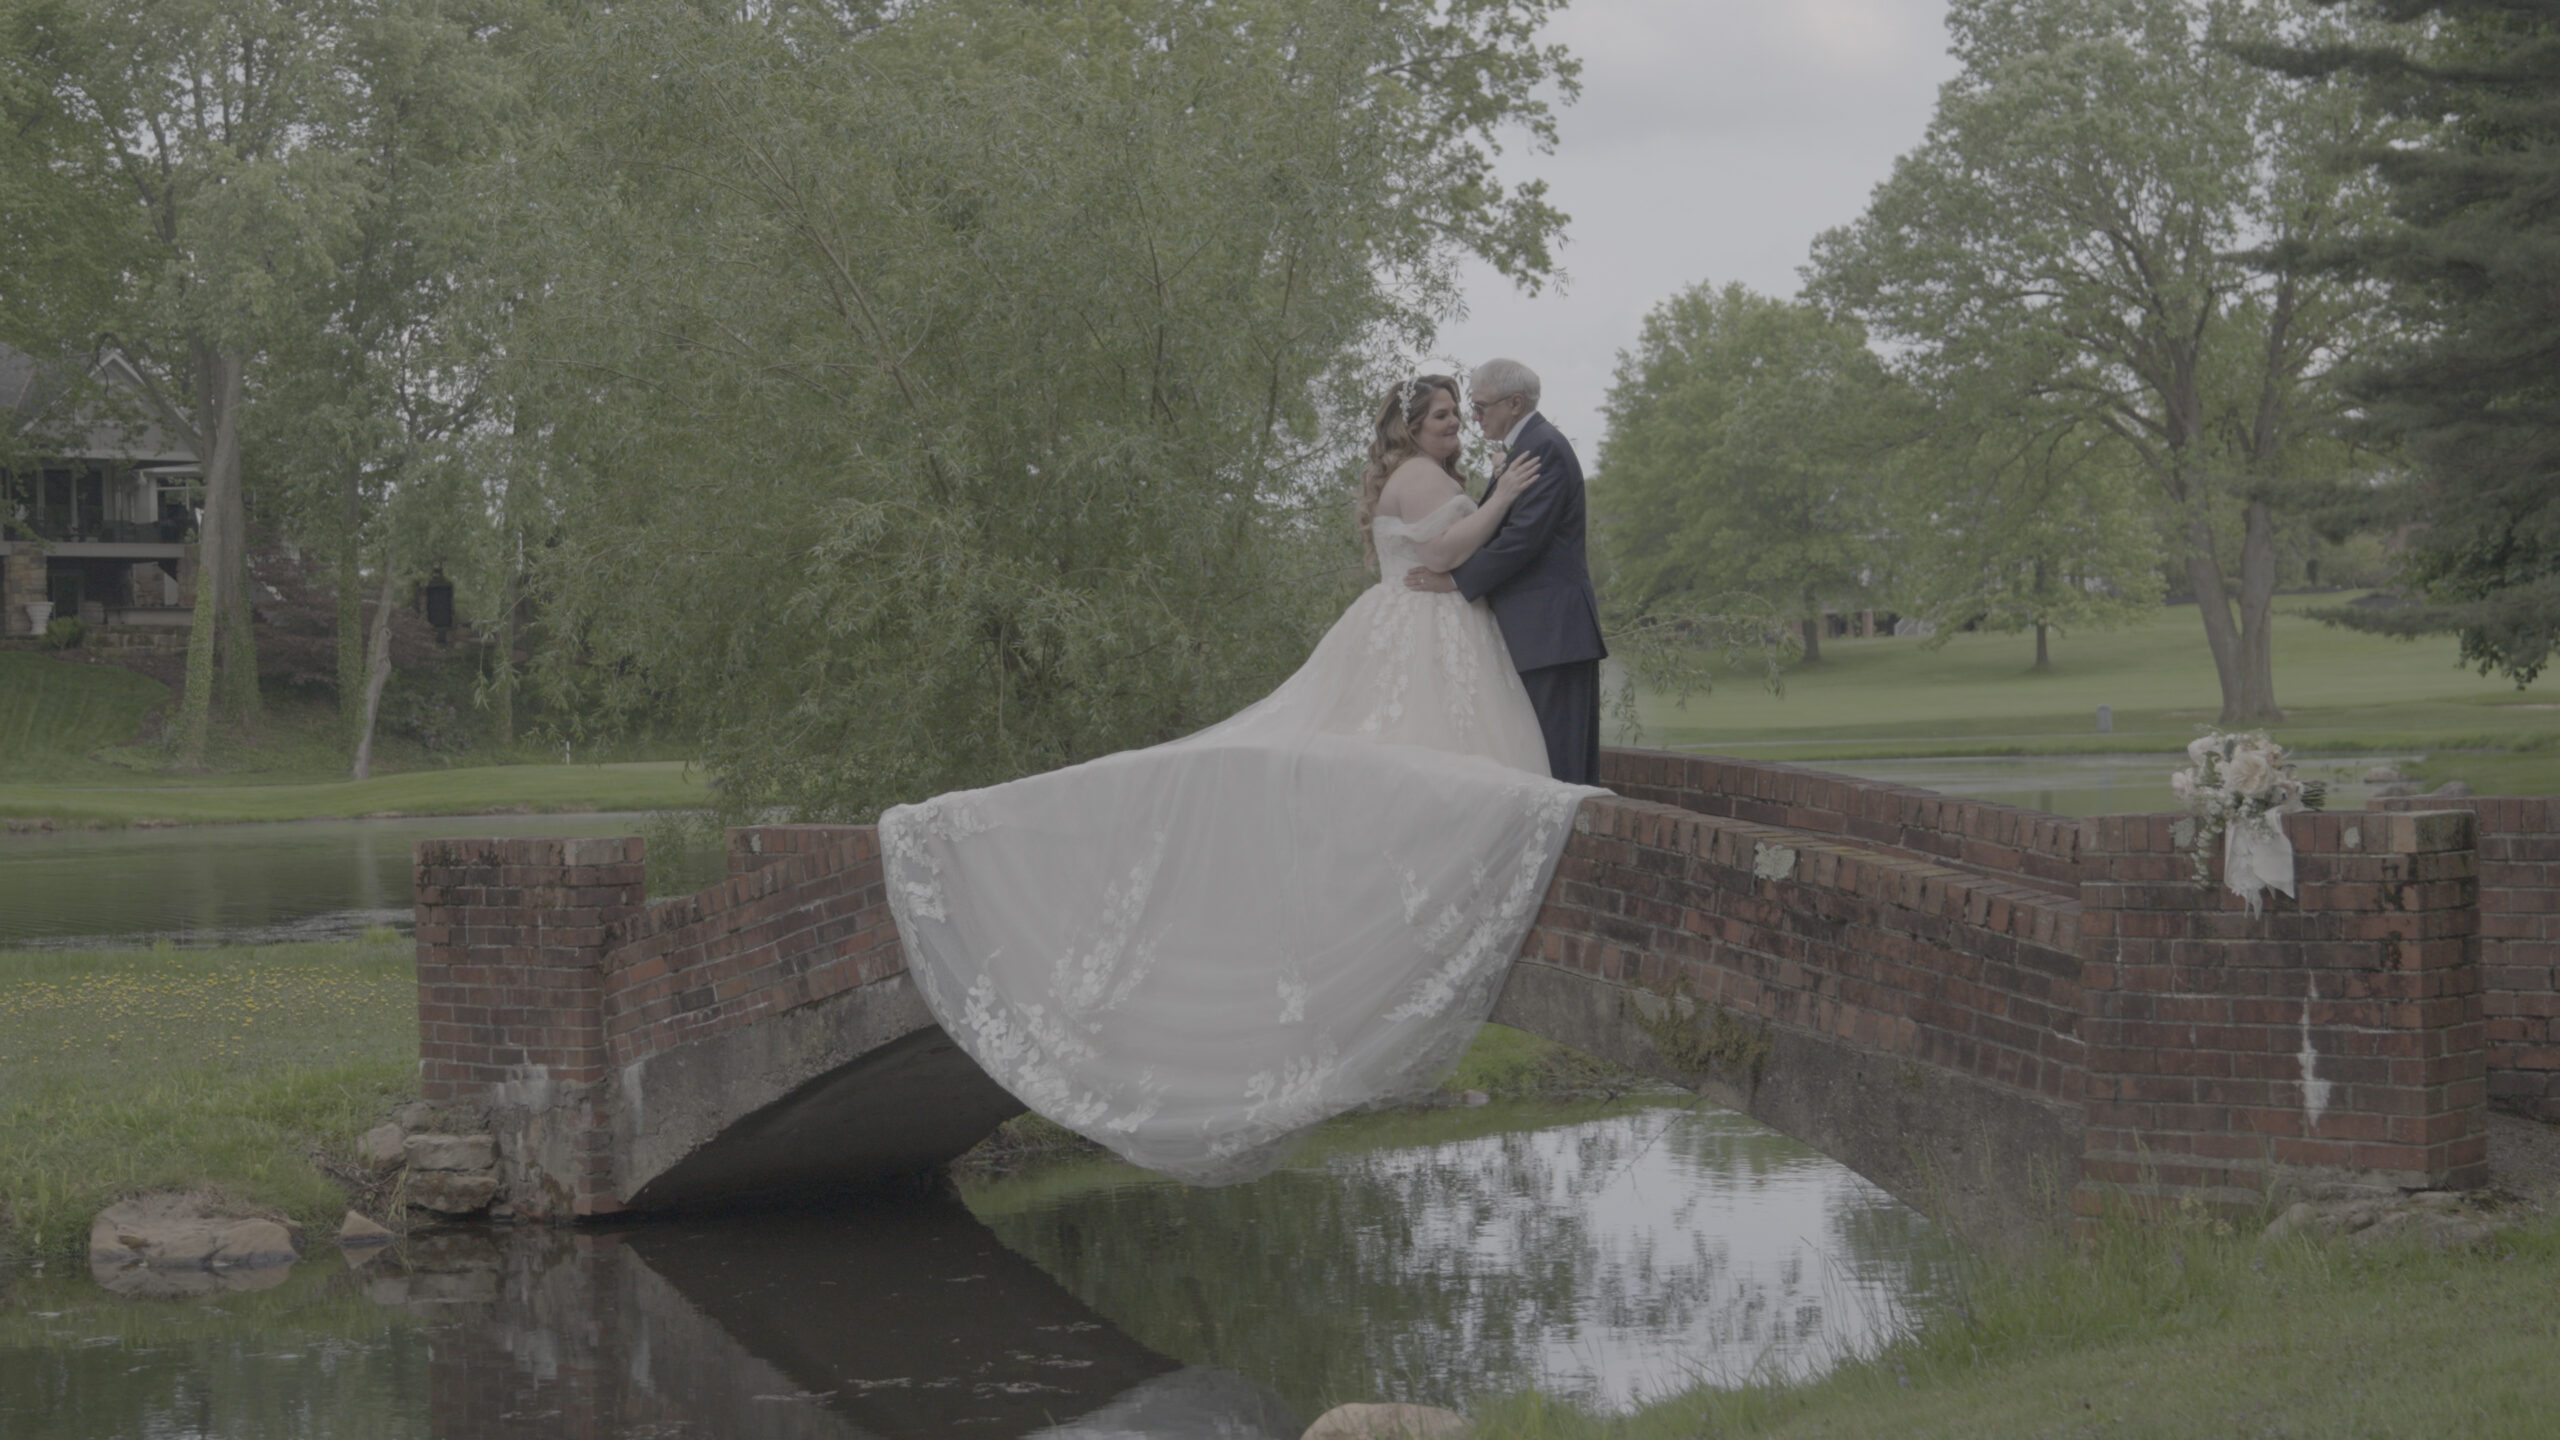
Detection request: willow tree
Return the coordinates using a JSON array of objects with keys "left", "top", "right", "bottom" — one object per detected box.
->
[
  {"left": 1811, "top": 0, "right": 2403, "bottom": 724},
  {"left": 500, "top": 0, "right": 1577, "bottom": 817}
]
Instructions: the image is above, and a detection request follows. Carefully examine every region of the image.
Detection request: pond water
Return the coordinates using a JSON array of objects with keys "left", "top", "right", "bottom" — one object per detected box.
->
[
  {"left": 1806, "top": 752, "right": 2413, "bottom": 819},
  {"left": 0, "top": 813, "right": 660, "bottom": 950},
  {"left": 0, "top": 1101, "right": 1946, "bottom": 1438},
  {"left": 4, "top": 750, "right": 2399, "bottom": 950}
]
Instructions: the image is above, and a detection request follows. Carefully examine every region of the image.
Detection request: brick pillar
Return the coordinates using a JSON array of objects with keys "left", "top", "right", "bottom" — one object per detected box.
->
[
  {"left": 2077, "top": 810, "right": 2486, "bottom": 1216},
  {"left": 414, "top": 835, "right": 645, "bottom": 1218},
  {"left": 2374, "top": 796, "right": 2560, "bottom": 1122}
]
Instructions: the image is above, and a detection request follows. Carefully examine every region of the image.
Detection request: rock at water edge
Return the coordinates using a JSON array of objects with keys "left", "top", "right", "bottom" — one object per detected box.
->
[
  {"left": 1302, "top": 1403, "right": 1474, "bottom": 1440},
  {"left": 359, "top": 1123, "right": 408, "bottom": 1171},
  {"left": 338, "top": 1210, "right": 397, "bottom": 1247},
  {"left": 403, "top": 1133, "right": 497, "bottom": 1173},
  {"left": 407, "top": 1170, "right": 500, "bottom": 1215}
]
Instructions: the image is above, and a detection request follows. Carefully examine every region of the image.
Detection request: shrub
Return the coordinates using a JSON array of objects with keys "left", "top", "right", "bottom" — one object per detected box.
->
[{"left": 39, "top": 616, "right": 84, "bottom": 650}]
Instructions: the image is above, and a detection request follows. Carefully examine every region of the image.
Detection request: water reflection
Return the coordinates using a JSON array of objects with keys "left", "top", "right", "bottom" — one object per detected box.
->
[
  {"left": 0, "top": 813, "right": 654, "bottom": 949},
  {"left": 0, "top": 1104, "right": 1939, "bottom": 1437},
  {"left": 961, "top": 1102, "right": 1936, "bottom": 1413}
]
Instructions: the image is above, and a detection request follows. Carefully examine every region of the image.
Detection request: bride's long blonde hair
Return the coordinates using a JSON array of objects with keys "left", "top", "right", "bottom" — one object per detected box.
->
[{"left": 1356, "top": 374, "right": 1465, "bottom": 572}]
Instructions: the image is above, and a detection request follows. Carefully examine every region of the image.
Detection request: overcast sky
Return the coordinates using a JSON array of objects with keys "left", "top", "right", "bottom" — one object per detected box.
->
[{"left": 1430, "top": 0, "right": 1962, "bottom": 462}]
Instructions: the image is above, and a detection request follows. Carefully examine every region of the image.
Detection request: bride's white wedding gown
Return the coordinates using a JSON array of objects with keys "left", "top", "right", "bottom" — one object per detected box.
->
[{"left": 880, "top": 495, "right": 1605, "bottom": 1184}]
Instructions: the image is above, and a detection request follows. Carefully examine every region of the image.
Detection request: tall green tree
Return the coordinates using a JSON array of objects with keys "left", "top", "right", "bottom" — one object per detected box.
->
[
  {"left": 1886, "top": 396, "right": 2166, "bottom": 668},
  {"left": 2261, "top": 4, "right": 2560, "bottom": 684},
  {"left": 1810, "top": 0, "right": 2402, "bottom": 724},
  {"left": 1594, "top": 282, "right": 1893, "bottom": 664},
  {"left": 0, "top": 0, "right": 371, "bottom": 760},
  {"left": 495, "top": 0, "right": 1578, "bottom": 817}
]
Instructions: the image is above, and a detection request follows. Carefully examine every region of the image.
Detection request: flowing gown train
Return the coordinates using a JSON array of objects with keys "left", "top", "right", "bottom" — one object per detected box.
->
[{"left": 880, "top": 496, "right": 1606, "bottom": 1184}]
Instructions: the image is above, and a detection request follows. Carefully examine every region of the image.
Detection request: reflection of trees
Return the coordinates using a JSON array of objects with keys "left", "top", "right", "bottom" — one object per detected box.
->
[{"left": 968, "top": 1105, "right": 1931, "bottom": 1415}]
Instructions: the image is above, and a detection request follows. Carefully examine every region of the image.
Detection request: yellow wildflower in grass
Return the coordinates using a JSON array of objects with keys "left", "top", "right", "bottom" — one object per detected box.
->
[{"left": 0, "top": 937, "right": 420, "bottom": 1259}]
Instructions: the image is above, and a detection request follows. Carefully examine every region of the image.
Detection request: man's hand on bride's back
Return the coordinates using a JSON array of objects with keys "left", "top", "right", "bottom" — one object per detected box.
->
[
  {"left": 1491, "top": 453, "right": 1544, "bottom": 504},
  {"left": 1404, "top": 566, "right": 1458, "bottom": 593}
]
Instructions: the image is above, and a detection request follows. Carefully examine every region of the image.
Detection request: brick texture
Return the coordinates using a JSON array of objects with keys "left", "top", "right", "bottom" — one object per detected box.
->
[
  {"left": 414, "top": 750, "right": 2497, "bottom": 1220},
  {"left": 2373, "top": 795, "right": 2560, "bottom": 1121},
  {"left": 2075, "top": 809, "right": 2488, "bottom": 1212},
  {"left": 1528, "top": 794, "right": 2087, "bottom": 1106}
]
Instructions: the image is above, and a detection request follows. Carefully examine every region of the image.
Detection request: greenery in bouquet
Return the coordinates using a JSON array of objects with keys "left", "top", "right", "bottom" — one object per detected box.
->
[{"left": 2169, "top": 730, "right": 2326, "bottom": 888}]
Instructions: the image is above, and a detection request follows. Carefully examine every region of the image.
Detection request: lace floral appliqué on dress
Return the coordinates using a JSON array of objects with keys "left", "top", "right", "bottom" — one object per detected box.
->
[{"left": 880, "top": 494, "right": 1604, "bottom": 1185}]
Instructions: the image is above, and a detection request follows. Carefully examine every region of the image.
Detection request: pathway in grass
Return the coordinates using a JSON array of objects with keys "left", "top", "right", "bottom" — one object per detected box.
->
[
  {"left": 0, "top": 938, "right": 418, "bottom": 1258},
  {"left": 1627, "top": 595, "right": 2560, "bottom": 795}
]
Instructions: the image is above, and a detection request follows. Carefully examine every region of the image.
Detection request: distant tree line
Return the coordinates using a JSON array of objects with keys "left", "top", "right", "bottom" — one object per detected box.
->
[{"left": 1593, "top": 0, "right": 2557, "bottom": 725}]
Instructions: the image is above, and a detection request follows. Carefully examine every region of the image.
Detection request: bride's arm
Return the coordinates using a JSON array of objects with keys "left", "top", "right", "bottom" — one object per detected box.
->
[{"left": 1410, "top": 453, "right": 1543, "bottom": 572}]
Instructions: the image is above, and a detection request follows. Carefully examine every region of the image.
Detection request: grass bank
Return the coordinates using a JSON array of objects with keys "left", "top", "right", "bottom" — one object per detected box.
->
[
  {"left": 0, "top": 759, "right": 708, "bottom": 826},
  {"left": 0, "top": 650, "right": 707, "bottom": 823},
  {"left": 1473, "top": 1207, "right": 2560, "bottom": 1438},
  {"left": 1627, "top": 594, "right": 2560, "bottom": 795},
  {"left": 0, "top": 938, "right": 418, "bottom": 1259}
]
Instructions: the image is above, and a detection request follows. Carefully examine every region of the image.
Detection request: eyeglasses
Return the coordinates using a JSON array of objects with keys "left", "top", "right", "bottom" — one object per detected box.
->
[{"left": 1468, "top": 397, "right": 1510, "bottom": 415}]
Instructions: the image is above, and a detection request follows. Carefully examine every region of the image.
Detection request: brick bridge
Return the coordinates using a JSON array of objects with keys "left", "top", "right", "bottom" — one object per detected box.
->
[{"left": 414, "top": 748, "right": 2550, "bottom": 1240}]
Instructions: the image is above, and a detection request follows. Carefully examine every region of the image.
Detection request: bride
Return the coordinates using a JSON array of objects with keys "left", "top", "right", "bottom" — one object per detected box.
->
[{"left": 880, "top": 375, "right": 1607, "bottom": 1184}]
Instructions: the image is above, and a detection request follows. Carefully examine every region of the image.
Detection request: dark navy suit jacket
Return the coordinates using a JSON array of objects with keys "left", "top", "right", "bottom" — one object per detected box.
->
[{"left": 1451, "top": 412, "right": 1608, "bottom": 673}]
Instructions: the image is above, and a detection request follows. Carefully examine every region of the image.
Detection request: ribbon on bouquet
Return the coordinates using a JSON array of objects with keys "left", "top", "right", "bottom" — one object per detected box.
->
[{"left": 2222, "top": 809, "right": 2297, "bottom": 917}]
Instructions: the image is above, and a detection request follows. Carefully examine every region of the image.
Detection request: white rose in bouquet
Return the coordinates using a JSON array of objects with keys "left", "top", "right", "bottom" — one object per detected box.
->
[{"left": 2225, "top": 747, "right": 2277, "bottom": 800}]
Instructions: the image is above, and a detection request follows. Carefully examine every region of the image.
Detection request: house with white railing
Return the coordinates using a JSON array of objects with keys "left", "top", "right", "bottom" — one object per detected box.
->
[{"left": 0, "top": 343, "right": 200, "bottom": 654}]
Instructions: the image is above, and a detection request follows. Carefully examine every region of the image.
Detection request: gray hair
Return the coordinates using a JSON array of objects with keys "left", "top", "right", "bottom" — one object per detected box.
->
[{"left": 1470, "top": 358, "right": 1540, "bottom": 411}]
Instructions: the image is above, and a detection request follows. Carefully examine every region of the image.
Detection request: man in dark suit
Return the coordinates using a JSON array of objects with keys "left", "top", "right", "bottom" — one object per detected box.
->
[{"left": 1404, "top": 358, "right": 1608, "bottom": 784}]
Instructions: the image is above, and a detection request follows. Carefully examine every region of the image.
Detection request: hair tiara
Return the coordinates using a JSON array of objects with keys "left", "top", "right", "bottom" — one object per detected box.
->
[{"left": 1394, "top": 377, "right": 1432, "bottom": 427}]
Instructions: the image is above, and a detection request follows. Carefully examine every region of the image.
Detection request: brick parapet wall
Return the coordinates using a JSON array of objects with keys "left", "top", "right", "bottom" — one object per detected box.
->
[
  {"left": 413, "top": 752, "right": 2501, "bottom": 1222},
  {"left": 2075, "top": 809, "right": 2487, "bottom": 1211},
  {"left": 413, "top": 836, "right": 646, "bottom": 1217},
  {"left": 413, "top": 836, "right": 646, "bottom": 1098},
  {"left": 2372, "top": 795, "right": 2560, "bottom": 1121},
  {"left": 1602, "top": 749, "right": 2081, "bottom": 895},
  {"left": 1529, "top": 795, "right": 2087, "bottom": 1108},
  {"left": 601, "top": 826, "right": 899, "bottom": 1070}
]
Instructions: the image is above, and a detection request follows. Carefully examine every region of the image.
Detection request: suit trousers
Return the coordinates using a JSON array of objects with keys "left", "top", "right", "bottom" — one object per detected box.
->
[{"left": 1518, "top": 659, "right": 1602, "bottom": 786}]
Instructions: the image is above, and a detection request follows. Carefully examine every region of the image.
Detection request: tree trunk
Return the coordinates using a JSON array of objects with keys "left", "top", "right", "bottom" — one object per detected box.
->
[
  {"left": 2184, "top": 505, "right": 2252, "bottom": 725},
  {"left": 2031, "top": 557, "right": 2051, "bottom": 670},
  {"left": 350, "top": 566, "right": 399, "bottom": 780},
  {"left": 490, "top": 562, "right": 517, "bottom": 746},
  {"left": 2232, "top": 500, "right": 2284, "bottom": 724},
  {"left": 172, "top": 347, "right": 246, "bottom": 764},
  {"left": 337, "top": 465, "right": 365, "bottom": 757},
  {"left": 202, "top": 351, "right": 258, "bottom": 728},
  {"left": 1799, "top": 615, "right": 1822, "bottom": 664}
]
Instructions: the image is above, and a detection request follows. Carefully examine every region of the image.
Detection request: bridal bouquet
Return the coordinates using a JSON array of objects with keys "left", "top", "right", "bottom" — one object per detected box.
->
[{"left": 2170, "top": 730, "right": 2326, "bottom": 915}]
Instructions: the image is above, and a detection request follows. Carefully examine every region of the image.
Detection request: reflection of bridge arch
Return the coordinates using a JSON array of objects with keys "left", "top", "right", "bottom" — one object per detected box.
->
[
  {"left": 402, "top": 1198, "right": 1302, "bottom": 1438},
  {"left": 415, "top": 748, "right": 2496, "bottom": 1240}
]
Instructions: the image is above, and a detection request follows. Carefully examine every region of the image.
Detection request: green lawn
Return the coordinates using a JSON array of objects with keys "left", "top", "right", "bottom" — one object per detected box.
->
[
  {"left": 1475, "top": 1211, "right": 2560, "bottom": 1439},
  {"left": 0, "top": 649, "right": 709, "bottom": 822},
  {"left": 0, "top": 759, "right": 708, "bottom": 824},
  {"left": 1627, "top": 595, "right": 2560, "bottom": 794},
  {"left": 0, "top": 651, "right": 168, "bottom": 779},
  {"left": 0, "top": 938, "right": 418, "bottom": 1260}
]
